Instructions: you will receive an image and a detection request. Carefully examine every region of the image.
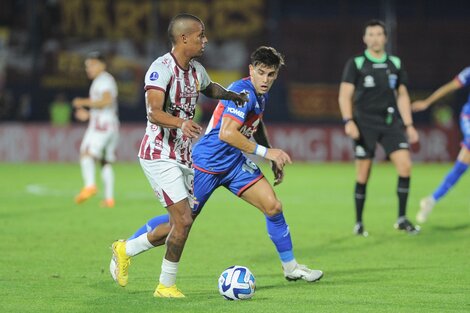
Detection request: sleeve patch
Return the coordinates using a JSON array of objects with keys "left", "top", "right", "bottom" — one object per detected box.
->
[{"left": 149, "top": 72, "right": 159, "bottom": 81}]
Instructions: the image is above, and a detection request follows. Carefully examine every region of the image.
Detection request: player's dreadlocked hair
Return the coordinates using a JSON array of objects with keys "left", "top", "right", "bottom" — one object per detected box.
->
[
  {"left": 364, "top": 19, "right": 387, "bottom": 36},
  {"left": 168, "top": 13, "right": 203, "bottom": 44},
  {"left": 250, "top": 46, "right": 285, "bottom": 69}
]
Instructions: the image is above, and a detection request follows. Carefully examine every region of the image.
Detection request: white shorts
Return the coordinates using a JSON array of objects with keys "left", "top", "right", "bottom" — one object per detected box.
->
[
  {"left": 139, "top": 158, "right": 194, "bottom": 208},
  {"left": 80, "top": 127, "right": 119, "bottom": 162}
]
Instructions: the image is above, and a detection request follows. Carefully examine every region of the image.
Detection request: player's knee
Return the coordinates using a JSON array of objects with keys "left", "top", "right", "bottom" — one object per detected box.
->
[
  {"left": 398, "top": 160, "right": 412, "bottom": 176},
  {"left": 174, "top": 213, "right": 193, "bottom": 233},
  {"left": 264, "top": 199, "right": 283, "bottom": 216}
]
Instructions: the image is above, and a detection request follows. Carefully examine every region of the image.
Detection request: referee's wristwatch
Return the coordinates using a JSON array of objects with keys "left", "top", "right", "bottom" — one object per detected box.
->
[{"left": 343, "top": 118, "right": 353, "bottom": 124}]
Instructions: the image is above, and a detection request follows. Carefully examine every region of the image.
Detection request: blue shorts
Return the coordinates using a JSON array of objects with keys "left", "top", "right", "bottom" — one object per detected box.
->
[
  {"left": 192, "top": 157, "right": 264, "bottom": 215},
  {"left": 460, "top": 113, "right": 470, "bottom": 150}
]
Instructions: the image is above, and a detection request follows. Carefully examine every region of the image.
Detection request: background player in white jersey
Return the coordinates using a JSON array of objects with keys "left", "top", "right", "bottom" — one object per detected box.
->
[
  {"left": 111, "top": 14, "right": 248, "bottom": 298},
  {"left": 73, "top": 52, "right": 119, "bottom": 208},
  {"left": 413, "top": 67, "right": 470, "bottom": 223}
]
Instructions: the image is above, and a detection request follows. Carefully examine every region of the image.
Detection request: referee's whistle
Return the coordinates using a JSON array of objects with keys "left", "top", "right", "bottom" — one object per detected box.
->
[{"left": 385, "top": 107, "right": 395, "bottom": 125}]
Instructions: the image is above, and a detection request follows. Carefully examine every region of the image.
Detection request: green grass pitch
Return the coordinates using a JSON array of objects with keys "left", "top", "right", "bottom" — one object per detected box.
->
[{"left": 1, "top": 162, "right": 469, "bottom": 313}]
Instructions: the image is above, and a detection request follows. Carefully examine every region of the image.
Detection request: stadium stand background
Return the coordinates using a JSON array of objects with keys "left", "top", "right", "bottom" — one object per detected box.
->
[{"left": 0, "top": 0, "right": 469, "bottom": 162}]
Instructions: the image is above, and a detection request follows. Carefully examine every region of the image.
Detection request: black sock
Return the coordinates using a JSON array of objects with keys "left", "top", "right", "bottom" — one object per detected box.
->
[
  {"left": 355, "top": 182, "right": 367, "bottom": 223},
  {"left": 397, "top": 176, "right": 410, "bottom": 218}
]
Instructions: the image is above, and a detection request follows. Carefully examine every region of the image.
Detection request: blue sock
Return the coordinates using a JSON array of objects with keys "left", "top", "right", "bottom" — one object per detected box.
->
[
  {"left": 128, "top": 214, "right": 169, "bottom": 240},
  {"left": 265, "top": 212, "right": 294, "bottom": 262},
  {"left": 432, "top": 161, "right": 468, "bottom": 201}
]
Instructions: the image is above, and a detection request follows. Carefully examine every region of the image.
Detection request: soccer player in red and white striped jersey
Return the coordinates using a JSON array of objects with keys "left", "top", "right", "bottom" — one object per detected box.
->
[
  {"left": 73, "top": 52, "right": 119, "bottom": 208},
  {"left": 111, "top": 13, "right": 248, "bottom": 298}
]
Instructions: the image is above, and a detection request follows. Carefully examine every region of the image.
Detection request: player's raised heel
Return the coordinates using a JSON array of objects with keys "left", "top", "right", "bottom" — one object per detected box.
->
[
  {"left": 75, "top": 185, "right": 97, "bottom": 204},
  {"left": 416, "top": 196, "right": 435, "bottom": 223},
  {"left": 283, "top": 264, "right": 323, "bottom": 282},
  {"left": 154, "top": 283, "right": 185, "bottom": 298},
  {"left": 110, "top": 240, "right": 130, "bottom": 287}
]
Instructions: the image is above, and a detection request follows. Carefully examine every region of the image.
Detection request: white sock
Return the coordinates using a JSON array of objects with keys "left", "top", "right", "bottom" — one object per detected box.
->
[
  {"left": 80, "top": 156, "right": 95, "bottom": 187},
  {"left": 282, "top": 259, "right": 297, "bottom": 273},
  {"left": 101, "top": 164, "right": 114, "bottom": 200},
  {"left": 159, "top": 258, "right": 179, "bottom": 287},
  {"left": 125, "top": 233, "right": 154, "bottom": 257}
]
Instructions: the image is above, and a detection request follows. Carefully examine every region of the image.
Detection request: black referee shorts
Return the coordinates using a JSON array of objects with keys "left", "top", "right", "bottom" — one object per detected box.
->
[{"left": 353, "top": 120, "right": 409, "bottom": 159}]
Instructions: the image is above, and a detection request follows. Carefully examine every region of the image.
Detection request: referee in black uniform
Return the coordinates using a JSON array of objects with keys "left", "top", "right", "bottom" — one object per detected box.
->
[{"left": 338, "top": 20, "right": 420, "bottom": 236}]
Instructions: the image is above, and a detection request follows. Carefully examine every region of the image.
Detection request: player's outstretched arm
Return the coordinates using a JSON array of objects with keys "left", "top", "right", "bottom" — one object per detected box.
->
[
  {"left": 146, "top": 89, "right": 202, "bottom": 138},
  {"left": 201, "top": 82, "right": 248, "bottom": 106},
  {"left": 411, "top": 79, "right": 461, "bottom": 112},
  {"left": 72, "top": 91, "right": 113, "bottom": 109}
]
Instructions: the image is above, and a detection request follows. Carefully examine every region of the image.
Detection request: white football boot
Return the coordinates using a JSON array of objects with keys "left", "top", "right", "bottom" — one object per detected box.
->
[
  {"left": 416, "top": 196, "right": 436, "bottom": 224},
  {"left": 283, "top": 264, "right": 323, "bottom": 282}
]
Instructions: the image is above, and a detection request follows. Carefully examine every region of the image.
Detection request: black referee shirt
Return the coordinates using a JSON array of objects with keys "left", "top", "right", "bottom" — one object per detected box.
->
[{"left": 341, "top": 50, "right": 408, "bottom": 117}]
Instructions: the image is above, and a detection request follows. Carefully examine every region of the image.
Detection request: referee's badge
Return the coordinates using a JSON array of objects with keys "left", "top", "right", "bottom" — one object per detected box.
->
[
  {"left": 363, "top": 75, "right": 375, "bottom": 88},
  {"left": 388, "top": 74, "right": 398, "bottom": 89}
]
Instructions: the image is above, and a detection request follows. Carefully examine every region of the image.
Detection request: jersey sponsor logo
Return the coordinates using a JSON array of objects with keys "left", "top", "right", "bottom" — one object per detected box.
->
[
  {"left": 363, "top": 75, "right": 375, "bottom": 88},
  {"left": 227, "top": 107, "right": 245, "bottom": 119},
  {"left": 181, "top": 85, "right": 198, "bottom": 98},
  {"left": 239, "top": 118, "right": 260, "bottom": 137},
  {"left": 373, "top": 63, "right": 388, "bottom": 69},
  {"left": 149, "top": 72, "right": 159, "bottom": 81},
  {"left": 170, "top": 102, "right": 196, "bottom": 116}
]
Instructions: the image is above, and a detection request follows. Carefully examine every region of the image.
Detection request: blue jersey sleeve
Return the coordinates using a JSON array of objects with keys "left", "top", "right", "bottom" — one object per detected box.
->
[
  {"left": 457, "top": 67, "right": 470, "bottom": 87},
  {"left": 221, "top": 83, "right": 255, "bottom": 124}
]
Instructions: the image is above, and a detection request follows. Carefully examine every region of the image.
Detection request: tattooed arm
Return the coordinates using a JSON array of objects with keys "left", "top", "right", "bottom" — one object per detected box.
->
[{"left": 201, "top": 82, "right": 248, "bottom": 106}]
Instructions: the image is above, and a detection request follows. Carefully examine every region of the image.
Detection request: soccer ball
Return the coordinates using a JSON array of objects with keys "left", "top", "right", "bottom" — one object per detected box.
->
[{"left": 218, "top": 265, "right": 255, "bottom": 300}]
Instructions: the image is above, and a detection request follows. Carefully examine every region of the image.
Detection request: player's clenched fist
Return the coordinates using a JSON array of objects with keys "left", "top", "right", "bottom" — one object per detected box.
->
[{"left": 181, "top": 120, "right": 203, "bottom": 138}]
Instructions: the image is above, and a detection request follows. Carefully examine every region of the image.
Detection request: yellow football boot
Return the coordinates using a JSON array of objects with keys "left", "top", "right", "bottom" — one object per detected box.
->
[
  {"left": 110, "top": 240, "right": 130, "bottom": 287},
  {"left": 154, "top": 284, "right": 185, "bottom": 298}
]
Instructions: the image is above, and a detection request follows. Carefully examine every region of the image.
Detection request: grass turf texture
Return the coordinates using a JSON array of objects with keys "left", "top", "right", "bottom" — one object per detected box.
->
[{"left": 1, "top": 162, "right": 469, "bottom": 313}]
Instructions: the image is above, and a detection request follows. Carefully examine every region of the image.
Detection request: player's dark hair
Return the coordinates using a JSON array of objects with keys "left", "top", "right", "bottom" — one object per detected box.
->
[
  {"left": 364, "top": 19, "right": 387, "bottom": 36},
  {"left": 250, "top": 46, "right": 285, "bottom": 69},
  {"left": 86, "top": 51, "right": 106, "bottom": 63},
  {"left": 168, "top": 13, "right": 203, "bottom": 44}
]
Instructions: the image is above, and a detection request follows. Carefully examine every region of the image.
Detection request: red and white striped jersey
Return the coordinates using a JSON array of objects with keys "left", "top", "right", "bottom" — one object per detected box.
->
[
  {"left": 88, "top": 71, "right": 119, "bottom": 132},
  {"left": 139, "top": 52, "right": 211, "bottom": 165}
]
